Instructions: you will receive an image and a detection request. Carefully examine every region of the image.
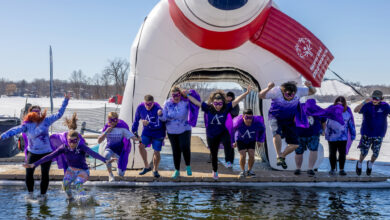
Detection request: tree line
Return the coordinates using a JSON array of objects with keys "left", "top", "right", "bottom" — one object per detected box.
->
[{"left": 0, "top": 58, "right": 129, "bottom": 100}]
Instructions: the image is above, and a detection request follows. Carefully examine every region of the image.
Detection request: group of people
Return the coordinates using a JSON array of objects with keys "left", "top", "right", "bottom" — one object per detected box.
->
[{"left": 0, "top": 81, "right": 389, "bottom": 202}]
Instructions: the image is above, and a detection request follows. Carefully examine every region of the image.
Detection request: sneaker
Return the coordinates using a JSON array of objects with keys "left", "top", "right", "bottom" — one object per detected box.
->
[
  {"left": 366, "top": 161, "right": 372, "bottom": 176},
  {"left": 239, "top": 171, "right": 246, "bottom": 178},
  {"left": 247, "top": 170, "right": 255, "bottom": 176},
  {"left": 153, "top": 171, "right": 161, "bottom": 178},
  {"left": 172, "top": 170, "right": 180, "bottom": 179},
  {"left": 186, "top": 166, "right": 192, "bottom": 176},
  {"left": 108, "top": 173, "right": 115, "bottom": 182},
  {"left": 139, "top": 167, "right": 152, "bottom": 175},
  {"left": 356, "top": 161, "right": 362, "bottom": 176},
  {"left": 212, "top": 171, "right": 219, "bottom": 180},
  {"left": 339, "top": 170, "right": 347, "bottom": 176},
  {"left": 38, "top": 194, "right": 47, "bottom": 202},
  {"left": 329, "top": 169, "right": 336, "bottom": 175},
  {"left": 294, "top": 169, "right": 301, "bottom": 175},
  {"left": 26, "top": 192, "right": 34, "bottom": 200},
  {"left": 66, "top": 197, "right": 75, "bottom": 205},
  {"left": 307, "top": 169, "right": 315, "bottom": 177},
  {"left": 226, "top": 161, "right": 232, "bottom": 168},
  {"left": 277, "top": 157, "right": 287, "bottom": 169}
]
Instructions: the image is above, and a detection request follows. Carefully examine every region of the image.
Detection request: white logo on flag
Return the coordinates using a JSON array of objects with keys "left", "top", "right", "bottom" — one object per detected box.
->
[{"left": 295, "top": 38, "right": 313, "bottom": 59}]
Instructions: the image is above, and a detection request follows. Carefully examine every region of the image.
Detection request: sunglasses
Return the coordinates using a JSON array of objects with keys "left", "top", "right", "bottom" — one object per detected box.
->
[
  {"left": 145, "top": 102, "right": 154, "bottom": 107},
  {"left": 213, "top": 101, "right": 224, "bottom": 106},
  {"left": 244, "top": 115, "right": 253, "bottom": 120},
  {"left": 31, "top": 109, "right": 40, "bottom": 113},
  {"left": 372, "top": 97, "right": 381, "bottom": 101},
  {"left": 172, "top": 93, "right": 181, "bottom": 98},
  {"left": 284, "top": 92, "right": 295, "bottom": 98},
  {"left": 108, "top": 118, "right": 118, "bottom": 123},
  {"left": 68, "top": 138, "right": 78, "bottom": 144}
]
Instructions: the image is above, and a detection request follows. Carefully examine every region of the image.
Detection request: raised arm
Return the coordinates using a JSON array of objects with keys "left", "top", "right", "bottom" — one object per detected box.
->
[
  {"left": 45, "top": 93, "right": 70, "bottom": 125},
  {"left": 98, "top": 127, "right": 112, "bottom": 144},
  {"left": 354, "top": 98, "right": 371, "bottom": 113},
  {"left": 232, "top": 86, "right": 252, "bottom": 107},
  {"left": 258, "top": 82, "right": 275, "bottom": 99},
  {"left": 187, "top": 94, "right": 202, "bottom": 107},
  {"left": 304, "top": 81, "right": 317, "bottom": 96}
]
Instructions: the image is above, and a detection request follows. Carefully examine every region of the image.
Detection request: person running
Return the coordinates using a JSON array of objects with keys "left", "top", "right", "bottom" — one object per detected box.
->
[
  {"left": 294, "top": 100, "right": 327, "bottom": 177},
  {"left": 258, "top": 81, "right": 316, "bottom": 169},
  {"left": 325, "top": 96, "right": 356, "bottom": 176},
  {"left": 98, "top": 112, "right": 138, "bottom": 182},
  {"left": 23, "top": 130, "right": 111, "bottom": 202},
  {"left": 354, "top": 90, "right": 390, "bottom": 176},
  {"left": 132, "top": 95, "right": 166, "bottom": 178},
  {"left": 186, "top": 87, "right": 250, "bottom": 179},
  {"left": 232, "top": 109, "right": 265, "bottom": 178},
  {"left": 159, "top": 86, "right": 200, "bottom": 179},
  {"left": 0, "top": 93, "right": 70, "bottom": 200}
]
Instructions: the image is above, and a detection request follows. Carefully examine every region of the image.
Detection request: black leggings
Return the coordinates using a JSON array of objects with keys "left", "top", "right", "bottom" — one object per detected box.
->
[
  {"left": 167, "top": 130, "right": 191, "bottom": 170},
  {"left": 26, "top": 152, "right": 52, "bottom": 194},
  {"left": 221, "top": 131, "right": 234, "bottom": 163},
  {"left": 207, "top": 130, "right": 231, "bottom": 172},
  {"left": 328, "top": 141, "right": 347, "bottom": 170}
]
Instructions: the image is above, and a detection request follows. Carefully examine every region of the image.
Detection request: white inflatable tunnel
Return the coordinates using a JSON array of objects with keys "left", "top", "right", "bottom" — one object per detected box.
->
[{"left": 120, "top": 0, "right": 333, "bottom": 170}]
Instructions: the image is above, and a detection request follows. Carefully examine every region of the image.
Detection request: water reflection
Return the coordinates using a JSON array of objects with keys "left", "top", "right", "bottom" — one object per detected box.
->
[{"left": 0, "top": 186, "right": 388, "bottom": 219}]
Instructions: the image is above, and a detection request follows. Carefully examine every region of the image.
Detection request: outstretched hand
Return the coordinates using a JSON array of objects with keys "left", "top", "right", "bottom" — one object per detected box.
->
[
  {"left": 304, "top": 81, "right": 313, "bottom": 88},
  {"left": 22, "top": 163, "right": 34, "bottom": 168},
  {"left": 246, "top": 85, "right": 252, "bottom": 94},
  {"left": 64, "top": 93, "right": 71, "bottom": 100}
]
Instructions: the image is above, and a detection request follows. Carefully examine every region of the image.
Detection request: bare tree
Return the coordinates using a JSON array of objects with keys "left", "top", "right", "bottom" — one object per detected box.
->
[
  {"left": 101, "top": 72, "right": 112, "bottom": 99},
  {"left": 103, "top": 58, "right": 129, "bottom": 95},
  {"left": 69, "top": 70, "right": 87, "bottom": 99}
]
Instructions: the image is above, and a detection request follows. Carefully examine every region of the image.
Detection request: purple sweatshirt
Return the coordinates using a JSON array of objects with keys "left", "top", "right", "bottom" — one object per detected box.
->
[
  {"left": 33, "top": 143, "right": 106, "bottom": 170},
  {"left": 233, "top": 118, "right": 265, "bottom": 144},
  {"left": 132, "top": 103, "right": 166, "bottom": 138}
]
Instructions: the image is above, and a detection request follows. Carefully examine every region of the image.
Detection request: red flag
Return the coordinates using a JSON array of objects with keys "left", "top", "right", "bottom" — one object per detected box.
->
[{"left": 251, "top": 7, "right": 333, "bottom": 87}]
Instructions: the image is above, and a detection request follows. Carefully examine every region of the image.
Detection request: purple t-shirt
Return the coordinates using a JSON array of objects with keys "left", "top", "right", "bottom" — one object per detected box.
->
[
  {"left": 234, "top": 120, "right": 265, "bottom": 144},
  {"left": 297, "top": 116, "right": 326, "bottom": 137},
  {"left": 34, "top": 143, "right": 106, "bottom": 170},
  {"left": 265, "top": 87, "right": 309, "bottom": 120},
  {"left": 132, "top": 104, "right": 165, "bottom": 138},
  {"left": 202, "top": 102, "right": 232, "bottom": 138},
  {"left": 360, "top": 102, "right": 390, "bottom": 137}
]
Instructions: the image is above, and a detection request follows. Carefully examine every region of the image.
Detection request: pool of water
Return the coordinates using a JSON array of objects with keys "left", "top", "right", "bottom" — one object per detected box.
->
[{"left": 2, "top": 186, "right": 390, "bottom": 219}]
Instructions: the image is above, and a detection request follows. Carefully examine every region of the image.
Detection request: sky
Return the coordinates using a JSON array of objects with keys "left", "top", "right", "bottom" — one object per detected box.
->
[{"left": 0, "top": 0, "right": 389, "bottom": 85}]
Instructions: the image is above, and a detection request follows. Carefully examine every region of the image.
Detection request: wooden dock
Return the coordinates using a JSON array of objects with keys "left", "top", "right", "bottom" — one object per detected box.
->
[{"left": 0, "top": 136, "right": 388, "bottom": 183}]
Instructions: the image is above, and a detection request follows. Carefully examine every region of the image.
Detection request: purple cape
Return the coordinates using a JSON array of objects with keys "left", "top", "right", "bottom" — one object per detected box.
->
[
  {"left": 49, "top": 132, "right": 86, "bottom": 172},
  {"left": 102, "top": 119, "right": 131, "bottom": 171},
  {"left": 180, "top": 90, "right": 201, "bottom": 127},
  {"left": 295, "top": 99, "right": 345, "bottom": 128},
  {"left": 232, "top": 115, "right": 266, "bottom": 143}
]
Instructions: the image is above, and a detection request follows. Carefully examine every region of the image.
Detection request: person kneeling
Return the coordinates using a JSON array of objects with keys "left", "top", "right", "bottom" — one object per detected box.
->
[
  {"left": 23, "top": 130, "right": 111, "bottom": 202},
  {"left": 232, "top": 109, "right": 265, "bottom": 178}
]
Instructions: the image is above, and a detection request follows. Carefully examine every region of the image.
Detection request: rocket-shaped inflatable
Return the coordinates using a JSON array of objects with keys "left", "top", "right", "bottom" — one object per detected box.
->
[{"left": 120, "top": 0, "right": 334, "bottom": 170}]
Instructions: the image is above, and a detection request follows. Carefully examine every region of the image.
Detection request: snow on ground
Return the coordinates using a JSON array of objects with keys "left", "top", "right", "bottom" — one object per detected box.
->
[{"left": 316, "top": 79, "right": 357, "bottom": 96}]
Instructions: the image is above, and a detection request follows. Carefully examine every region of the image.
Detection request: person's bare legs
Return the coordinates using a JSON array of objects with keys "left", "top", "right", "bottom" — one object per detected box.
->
[
  {"left": 308, "top": 151, "right": 318, "bottom": 170},
  {"left": 153, "top": 151, "right": 161, "bottom": 171},
  {"left": 248, "top": 149, "right": 255, "bottom": 171},
  {"left": 281, "top": 144, "right": 299, "bottom": 158},
  {"left": 273, "top": 135, "right": 282, "bottom": 158},
  {"left": 239, "top": 150, "right": 246, "bottom": 171},
  {"left": 139, "top": 144, "right": 150, "bottom": 168},
  {"left": 295, "top": 154, "right": 303, "bottom": 170}
]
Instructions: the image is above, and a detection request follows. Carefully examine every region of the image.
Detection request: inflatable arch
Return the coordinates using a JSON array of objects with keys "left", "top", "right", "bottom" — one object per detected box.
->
[{"left": 120, "top": 0, "right": 333, "bottom": 170}]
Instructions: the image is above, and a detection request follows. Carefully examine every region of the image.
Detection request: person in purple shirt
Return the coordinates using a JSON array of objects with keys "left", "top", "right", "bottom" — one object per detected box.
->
[
  {"left": 132, "top": 95, "right": 166, "bottom": 178},
  {"left": 232, "top": 109, "right": 265, "bottom": 178},
  {"left": 294, "top": 114, "right": 326, "bottom": 177},
  {"left": 259, "top": 81, "right": 316, "bottom": 169},
  {"left": 354, "top": 90, "right": 390, "bottom": 176},
  {"left": 325, "top": 96, "right": 356, "bottom": 176},
  {"left": 0, "top": 93, "right": 70, "bottom": 200},
  {"left": 23, "top": 130, "right": 111, "bottom": 202},
  {"left": 98, "top": 112, "right": 138, "bottom": 182},
  {"left": 186, "top": 87, "right": 250, "bottom": 180}
]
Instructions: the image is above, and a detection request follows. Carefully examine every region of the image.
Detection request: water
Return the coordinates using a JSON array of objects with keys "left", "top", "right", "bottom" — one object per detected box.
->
[{"left": 2, "top": 185, "right": 390, "bottom": 219}]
